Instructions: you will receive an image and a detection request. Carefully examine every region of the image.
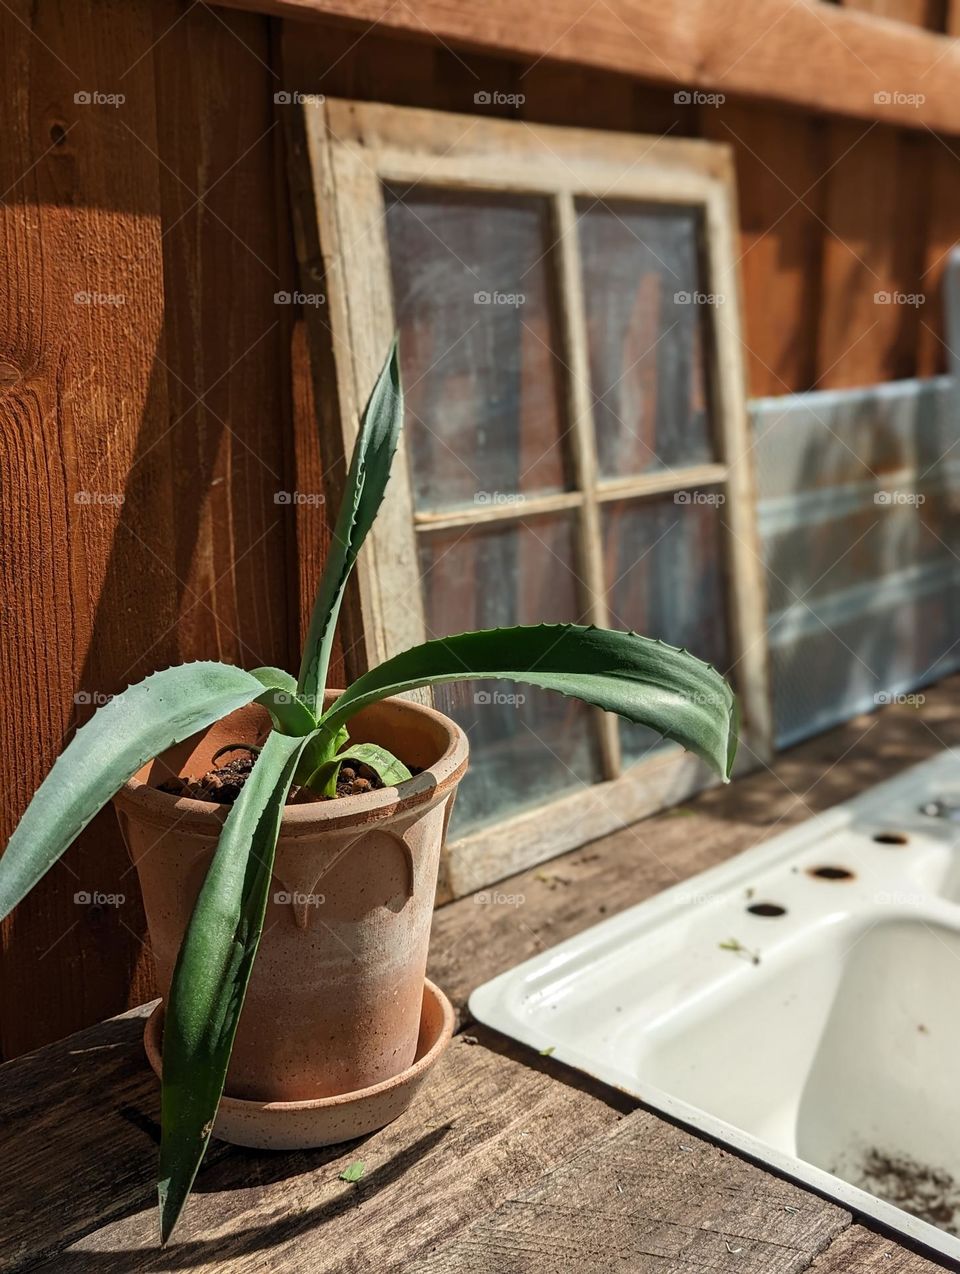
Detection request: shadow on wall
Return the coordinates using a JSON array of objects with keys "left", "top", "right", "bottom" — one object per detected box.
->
[{"left": 1, "top": 0, "right": 300, "bottom": 1059}]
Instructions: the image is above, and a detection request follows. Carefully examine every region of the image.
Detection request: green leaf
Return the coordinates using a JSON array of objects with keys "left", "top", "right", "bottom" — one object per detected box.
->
[
  {"left": 301, "top": 740, "right": 413, "bottom": 797},
  {"left": 250, "top": 666, "right": 316, "bottom": 736},
  {"left": 317, "top": 759, "right": 344, "bottom": 799},
  {"left": 292, "top": 724, "right": 349, "bottom": 789},
  {"left": 335, "top": 743, "right": 412, "bottom": 787},
  {"left": 0, "top": 662, "right": 272, "bottom": 923},
  {"left": 339, "top": 1160, "right": 365, "bottom": 1183},
  {"left": 158, "top": 727, "right": 316, "bottom": 1245},
  {"left": 318, "top": 625, "right": 738, "bottom": 780},
  {"left": 297, "top": 340, "right": 403, "bottom": 706}
]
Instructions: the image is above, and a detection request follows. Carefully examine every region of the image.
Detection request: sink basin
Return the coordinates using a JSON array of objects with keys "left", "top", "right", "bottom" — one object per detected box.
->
[{"left": 470, "top": 752, "right": 960, "bottom": 1264}]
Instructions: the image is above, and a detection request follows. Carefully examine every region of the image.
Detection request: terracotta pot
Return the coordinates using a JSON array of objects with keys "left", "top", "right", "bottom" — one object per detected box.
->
[
  {"left": 113, "top": 693, "right": 468, "bottom": 1104},
  {"left": 142, "top": 980, "right": 455, "bottom": 1150}
]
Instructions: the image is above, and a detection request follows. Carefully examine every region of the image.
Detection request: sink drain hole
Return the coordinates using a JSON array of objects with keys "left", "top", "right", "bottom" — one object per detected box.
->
[
  {"left": 809, "top": 865, "right": 855, "bottom": 881},
  {"left": 746, "top": 902, "right": 786, "bottom": 917},
  {"left": 873, "top": 832, "right": 909, "bottom": 846}
]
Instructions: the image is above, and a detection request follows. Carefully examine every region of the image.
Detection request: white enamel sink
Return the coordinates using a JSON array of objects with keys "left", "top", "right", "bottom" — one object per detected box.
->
[{"left": 470, "top": 752, "right": 960, "bottom": 1264}]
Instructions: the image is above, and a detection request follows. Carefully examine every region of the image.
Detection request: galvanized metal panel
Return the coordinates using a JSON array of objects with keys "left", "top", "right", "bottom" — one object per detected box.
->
[{"left": 751, "top": 375, "right": 960, "bottom": 747}]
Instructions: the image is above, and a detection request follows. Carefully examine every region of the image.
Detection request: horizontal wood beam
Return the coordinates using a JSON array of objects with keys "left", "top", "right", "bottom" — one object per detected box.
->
[
  {"left": 413, "top": 491, "right": 583, "bottom": 533},
  {"left": 217, "top": 0, "right": 960, "bottom": 133},
  {"left": 595, "top": 463, "right": 730, "bottom": 503}
]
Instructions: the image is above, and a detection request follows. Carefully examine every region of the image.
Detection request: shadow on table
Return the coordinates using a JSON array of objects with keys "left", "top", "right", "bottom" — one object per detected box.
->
[
  {"left": 689, "top": 682, "right": 960, "bottom": 830},
  {"left": 4, "top": 1005, "right": 453, "bottom": 1272},
  {"left": 44, "top": 1126, "right": 451, "bottom": 1272}
]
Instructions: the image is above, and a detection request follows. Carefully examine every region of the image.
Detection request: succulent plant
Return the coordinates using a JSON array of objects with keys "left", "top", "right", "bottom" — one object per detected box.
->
[{"left": 0, "top": 341, "right": 737, "bottom": 1242}]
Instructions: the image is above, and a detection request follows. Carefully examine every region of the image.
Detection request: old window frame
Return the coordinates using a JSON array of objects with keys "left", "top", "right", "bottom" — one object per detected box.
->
[{"left": 292, "top": 98, "right": 771, "bottom": 900}]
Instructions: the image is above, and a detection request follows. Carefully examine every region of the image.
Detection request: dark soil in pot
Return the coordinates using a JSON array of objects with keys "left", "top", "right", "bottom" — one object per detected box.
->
[{"left": 156, "top": 741, "right": 420, "bottom": 804}]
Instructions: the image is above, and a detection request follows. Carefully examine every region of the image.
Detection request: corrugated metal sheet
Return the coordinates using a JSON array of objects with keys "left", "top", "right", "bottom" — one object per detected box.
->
[{"left": 752, "top": 375, "right": 960, "bottom": 747}]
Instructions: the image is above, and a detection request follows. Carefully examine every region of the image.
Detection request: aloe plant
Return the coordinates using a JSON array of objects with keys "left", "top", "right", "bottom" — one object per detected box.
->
[{"left": 0, "top": 340, "right": 738, "bottom": 1243}]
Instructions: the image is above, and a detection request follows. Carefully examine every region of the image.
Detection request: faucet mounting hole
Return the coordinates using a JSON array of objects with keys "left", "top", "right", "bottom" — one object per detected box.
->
[
  {"left": 747, "top": 902, "right": 786, "bottom": 917},
  {"left": 809, "top": 865, "right": 855, "bottom": 881}
]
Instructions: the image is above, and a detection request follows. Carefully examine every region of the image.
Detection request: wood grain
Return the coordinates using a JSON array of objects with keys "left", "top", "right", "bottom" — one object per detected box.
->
[
  {"left": 0, "top": 0, "right": 297, "bottom": 1059},
  {"left": 224, "top": 0, "right": 960, "bottom": 132},
  {"left": 150, "top": 1, "right": 296, "bottom": 674},
  {"left": 13, "top": 1025, "right": 633, "bottom": 1272},
  {"left": 3, "top": 0, "right": 959, "bottom": 1061},
  {"left": 916, "top": 135, "right": 960, "bottom": 377},
  {"left": 701, "top": 102, "right": 826, "bottom": 395},
  {"left": 5, "top": 683, "right": 960, "bottom": 1270},
  {"left": 413, "top": 1111, "right": 850, "bottom": 1272},
  {"left": 813, "top": 1224, "right": 948, "bottom": 1271},
  {"left": 293, "top": 97, "right": 770, "bottom": 897},
  {"left": 0, "top": 0, "right": 173, "bottom": 1059},
  {"left": 842, "top": 0, "right": 946, "bottom": 30},
  {"left": 815, "top": 124, "right": 930, "bottom": 387}
]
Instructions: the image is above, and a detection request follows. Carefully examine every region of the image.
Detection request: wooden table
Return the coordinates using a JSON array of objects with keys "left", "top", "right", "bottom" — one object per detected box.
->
[{"left": 5, "top": 682, "right": 960, "bottom": 1273}]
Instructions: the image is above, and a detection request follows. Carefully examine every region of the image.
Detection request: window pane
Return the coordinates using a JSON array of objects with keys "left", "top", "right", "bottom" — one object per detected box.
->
[
  {"left": 577, "top": 200, "right": 715, "bottom": 477},
  {"left": 418, "top": 514, "right": 601, "bottom": 833},
  {"left": 602, "top": 491, "right": 730, "bottom": 765},
  {"left": 385, "top": 185, "right": 570, "bottom": 512}
]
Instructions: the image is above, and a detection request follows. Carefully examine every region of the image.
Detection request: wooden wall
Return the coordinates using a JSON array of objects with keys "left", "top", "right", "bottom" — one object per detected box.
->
[{"left": 1, "top": 0, "right": 959, "bottom": 1057}]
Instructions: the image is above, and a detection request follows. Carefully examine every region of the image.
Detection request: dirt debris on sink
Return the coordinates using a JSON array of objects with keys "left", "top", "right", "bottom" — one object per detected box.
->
[{"left": 843, "top": 1148, "right": 960, "bottom": 1234}]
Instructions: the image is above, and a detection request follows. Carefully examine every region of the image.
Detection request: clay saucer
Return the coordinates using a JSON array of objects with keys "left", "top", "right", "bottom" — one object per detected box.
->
[{"left": 143, "top": 978, "right": 454, "bottom": 1151}]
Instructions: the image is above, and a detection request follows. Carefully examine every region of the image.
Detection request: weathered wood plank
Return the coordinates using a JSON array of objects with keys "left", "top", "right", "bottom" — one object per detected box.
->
[
  {"left": 0, "top": 1005, "right": 162, "bottom": 1270},
  {"left": 15, "top": 1027, "right": 632, "bottom": 1273},
  {"left": 5, "top": 682, "right": 960, "bottom": 1269},
  {"left": 813, "top": 1224, "right": 948, "bottom": 1271},
  {"left": 413, "top": 1110, "right": 851, "bottom": 1272},
  {"left": 236, "top": 0, "right": 960, "bottom": 132}
]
